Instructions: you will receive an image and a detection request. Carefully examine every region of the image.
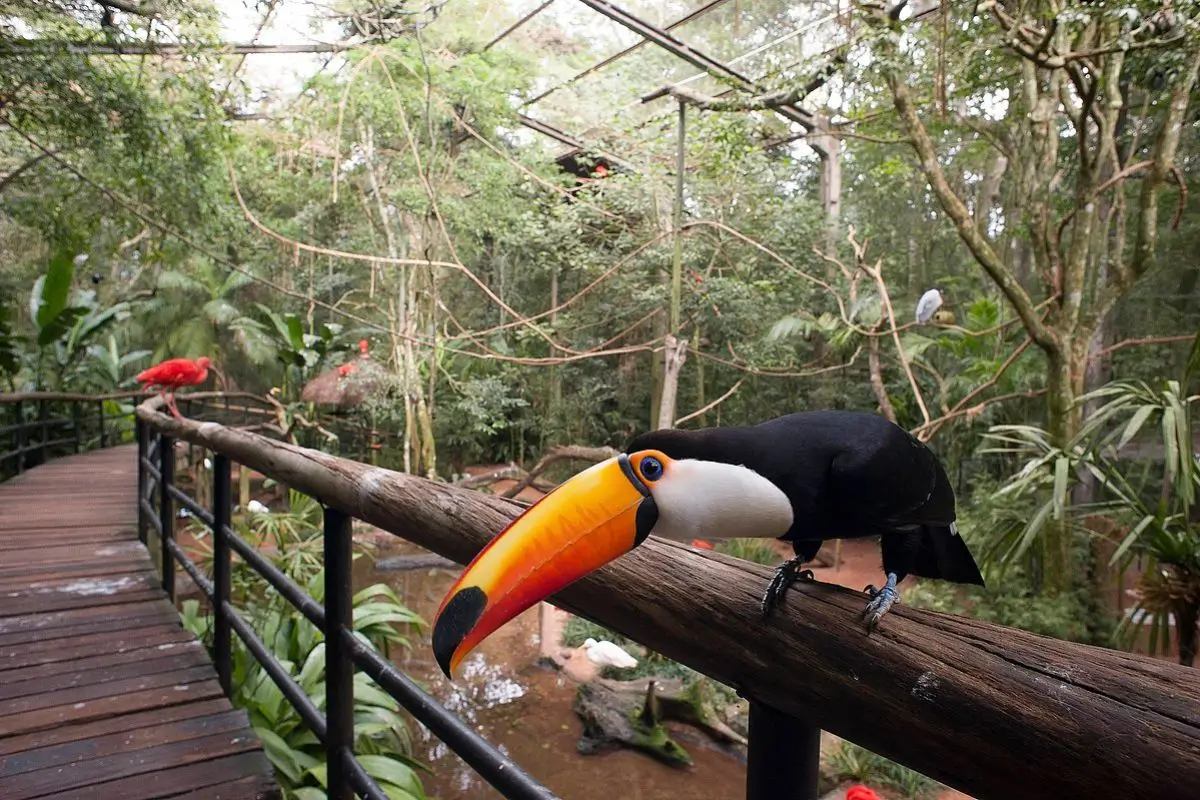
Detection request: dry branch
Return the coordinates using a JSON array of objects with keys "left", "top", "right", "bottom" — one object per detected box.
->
[
  {"left": 501, "top": 445, "right": 619, "bottom": 499},
  {"left": 138, "top": 400, "right": 1200, "bottom": 800}
]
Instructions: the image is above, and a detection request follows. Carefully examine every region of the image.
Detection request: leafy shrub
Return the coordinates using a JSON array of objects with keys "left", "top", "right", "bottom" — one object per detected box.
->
[
  {"left": 825, "top": 740, "right": 941, "bottom": 799},
  {"left": 181, "top": 497, "right": 431, "bottom": 799}
]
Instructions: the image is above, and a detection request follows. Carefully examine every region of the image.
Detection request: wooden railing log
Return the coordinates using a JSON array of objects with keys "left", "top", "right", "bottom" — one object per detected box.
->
[{"left": 135, "top": 399, "right": 1200, "bottom": 800}]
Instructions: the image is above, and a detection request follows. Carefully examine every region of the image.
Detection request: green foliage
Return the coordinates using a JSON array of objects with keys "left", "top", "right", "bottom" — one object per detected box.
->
[
  {"left": 825, "top": 740, "right": 941, "bottom": 799},
  {"left": 181, "top": 495, "right": 429, "bottom": 799},
  {"left": 714, "top": 538, "right": 780, "bottom": 566}
]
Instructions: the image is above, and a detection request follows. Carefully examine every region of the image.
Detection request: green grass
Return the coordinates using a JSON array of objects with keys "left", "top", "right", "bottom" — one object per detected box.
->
[
  {"left": 825, "top": 740, "right": 942, "bottom": 799},
  {"left": 714, "top": 538, "right": 780, "bottom": 565}
]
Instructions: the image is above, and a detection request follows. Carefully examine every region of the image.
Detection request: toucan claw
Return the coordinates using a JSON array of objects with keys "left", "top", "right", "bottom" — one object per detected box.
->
[
  {"left": 760, "top": 556, "right": 815, "bottom": 619},
  {"left": 862, "top": 573, "right": 900, "bottom": 631}
]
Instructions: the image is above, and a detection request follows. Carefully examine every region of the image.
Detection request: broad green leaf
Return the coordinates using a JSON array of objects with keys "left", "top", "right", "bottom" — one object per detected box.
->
[
  {"left": 1109, "top": 515, "right": 1157, "bottom": 565},
  {"left": 35, "top": 251, "right": 75, "bottom": 329},
  {"left": 1117, "top": 405, "right": 1156, "bottom": 451},
  {"left": 357, "top": 754, "right": 422, "bottom": 796},
  {"left": 291, "top": 789, "right": 328, "bottom": 800},
  {"left": 255, "top": 725, "right": 305, "bottom": 783},
  {"left": 1052, "top": 457, "right": 1070, "bottom": 520},
  {"left": 287, "top": 315, "right": 305, "bottom": 350},
  {"left": 298, "top": 642, "right": 326, "bottom": 690},
  {"left": 37, "top": 306, "right": 88, "bottom": 346}
]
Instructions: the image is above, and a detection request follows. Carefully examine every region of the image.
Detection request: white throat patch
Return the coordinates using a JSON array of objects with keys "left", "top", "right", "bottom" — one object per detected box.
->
[{"left": 647, "top": 459, "right": 793, "bottom": 542}]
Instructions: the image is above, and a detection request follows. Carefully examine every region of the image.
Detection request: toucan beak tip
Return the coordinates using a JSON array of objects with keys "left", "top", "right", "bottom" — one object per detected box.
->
[{"left": 431, "top": 585, "right": 489, "bottom": 679}]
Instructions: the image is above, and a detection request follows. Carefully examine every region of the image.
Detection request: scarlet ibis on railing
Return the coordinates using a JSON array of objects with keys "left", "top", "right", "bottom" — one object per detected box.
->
[
  {"left": 430, "top": 410, "right": 986, "bottom": 679},
  {"left": 136, "top": 356, "right": 213, "bottom": 419}
]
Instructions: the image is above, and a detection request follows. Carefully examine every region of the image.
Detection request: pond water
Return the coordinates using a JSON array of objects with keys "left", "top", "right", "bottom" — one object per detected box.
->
[{"left": 353, "top": 538, "right": 750, "bottom": 800}]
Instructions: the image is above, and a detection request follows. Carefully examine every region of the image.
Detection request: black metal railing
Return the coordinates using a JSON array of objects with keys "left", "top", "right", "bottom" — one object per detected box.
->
[
  {"left": 0, "top": 392, "right": 137, "bottom": 478},
  {"left": 135, "top": 417, "right": 560, "bottom": 800},
  {"left": 0, "top": 390, "right": 277, "bottom": 482}
]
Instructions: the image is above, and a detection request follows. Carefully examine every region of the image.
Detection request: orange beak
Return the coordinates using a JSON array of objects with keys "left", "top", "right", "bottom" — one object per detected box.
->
[{"left": 432, "top": 454, "right": 658, "bottom": 678}]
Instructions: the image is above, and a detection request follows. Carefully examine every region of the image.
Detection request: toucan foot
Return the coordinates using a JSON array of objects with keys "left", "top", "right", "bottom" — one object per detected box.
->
[
  {"left": 761, "top": 557, "right": 815, "bottom": 619},
  {"left": 862, "top": 572, "right": 900, "bottom": 630}
]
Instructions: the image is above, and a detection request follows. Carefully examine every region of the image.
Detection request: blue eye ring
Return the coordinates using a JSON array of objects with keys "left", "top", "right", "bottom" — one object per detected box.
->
[{"left": 639, "top": 456, "right": 663, "bottom": 482}]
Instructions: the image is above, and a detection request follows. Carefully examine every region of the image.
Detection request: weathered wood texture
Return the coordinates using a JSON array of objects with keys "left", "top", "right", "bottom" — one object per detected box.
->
[
  {"left": 0, "top": 447, "right": 279, "bottom": 800},
  {"left": 139, "top": 401, "right": 1200, "bottom": 800}
]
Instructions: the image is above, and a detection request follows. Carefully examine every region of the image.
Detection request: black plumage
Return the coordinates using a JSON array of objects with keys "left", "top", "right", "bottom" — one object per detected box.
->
[{"left": 626, "top": 410, "right": 985, "bottom": 626}]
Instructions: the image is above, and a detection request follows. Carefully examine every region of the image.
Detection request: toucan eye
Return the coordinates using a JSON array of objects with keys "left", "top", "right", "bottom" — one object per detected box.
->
[{"left": 639, "top": 456, "right": 663, "bottom": 482}]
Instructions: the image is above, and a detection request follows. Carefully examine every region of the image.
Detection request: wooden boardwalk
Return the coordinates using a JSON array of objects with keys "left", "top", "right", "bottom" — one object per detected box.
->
[{"left": 0, "top": 447, "right": 279, "bottom": 799}]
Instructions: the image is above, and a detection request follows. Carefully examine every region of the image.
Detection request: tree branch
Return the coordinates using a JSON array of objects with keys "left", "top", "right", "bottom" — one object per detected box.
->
[
  {"left": 877, "top": 27, "right": 1057, "bottom": 354},
  {"left": 0, "top": 149, "right": 54, "bottom": 193},
  {"left": 501, "top": 445, "right": 620, "bottom": 499},
  {"left": 675, "top": 379, "right": 743, "bottom": 426},
  {"left": 1127, "top": 49, "right": 1200, "bottom": 286},
  {"left": 94, "top": 0, "right": 163, "bottom": 16}
]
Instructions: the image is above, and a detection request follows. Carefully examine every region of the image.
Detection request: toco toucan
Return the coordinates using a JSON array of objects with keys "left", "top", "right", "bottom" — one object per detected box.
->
[{"left": 431, "top": 410, "right": 985, "bottom": 678}]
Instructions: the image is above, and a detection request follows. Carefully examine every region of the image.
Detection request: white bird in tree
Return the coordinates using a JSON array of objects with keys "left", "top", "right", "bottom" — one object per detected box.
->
[
  {"left": 582, "top": 638, "right": 638, "bottom": 670},
  {"left": 915, "top": 287, "right": 944, "bottom": 324}
]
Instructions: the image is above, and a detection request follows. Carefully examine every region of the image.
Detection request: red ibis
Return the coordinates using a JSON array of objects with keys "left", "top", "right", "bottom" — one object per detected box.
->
[{"left": 136, "top": 357, "right": 213, "bottom": 420}]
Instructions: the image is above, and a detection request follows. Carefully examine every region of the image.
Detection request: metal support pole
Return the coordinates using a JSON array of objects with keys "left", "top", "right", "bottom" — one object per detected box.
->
[
  {"left": 97, "top": 399, "right": 106, "bottom": 448},
  {"left": 38, "top": 399, "right": 48, "bottom": 465},
  {"left": 746, "top": 701, "right": 821, "bottom": 800},
  {"left": 159, "top": 433, "right": 175, "bottom": 601},
  {"left": 324, "top": 506, "right": 354, "bottom": 800},
  {"left": 136, "top": 419, "right": 148, "bottom": 545},
  {"left": 72, "top": 401, "right": 82, "bottom": 453},
  {"left": 212, "top": 454, "right": 233, "bottom": 695},
  {"left": 14, "top": 399, "right": 24, "bottom": 475}
]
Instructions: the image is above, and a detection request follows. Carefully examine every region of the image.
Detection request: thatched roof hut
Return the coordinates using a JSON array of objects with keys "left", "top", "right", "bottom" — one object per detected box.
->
[{"left": 300, "top": 341, "right": 386, "bottom": 407}]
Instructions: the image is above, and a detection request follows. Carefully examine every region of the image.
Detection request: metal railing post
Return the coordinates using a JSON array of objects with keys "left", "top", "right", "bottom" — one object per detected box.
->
[
  {"left": 97, "top": 399, "right": 106, "bottom": 448},
  {"left": 746, "top": 701, "right": 821, "bottom": 800},
  {"left": 159, "top": 433, "right": 175, "bottom": 601},
  {"left": 37, "top": 399, "right": 48, "bottom": 465},
  {"left": 136, "top": 419, "right": 148, "bottom": 545},
  {"left": 324, "top": 506, "right": 354, "bottom": 800},
  {"left": 72, "top": 401, "right": 82, "bottom": 453},
  {"left": 13, "top": 399, "right": 24, "bottom": 475},
  {"left": 212, "top": 453, "right": 233, "bottom": 695}
]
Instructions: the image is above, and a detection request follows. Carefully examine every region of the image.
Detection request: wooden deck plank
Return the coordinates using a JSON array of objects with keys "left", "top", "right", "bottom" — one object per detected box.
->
[
  {"left": 0, "top": 708, "right": 250, "bottom": 781},
  {"left": 0, "top": 638, "right": 206, "bottom": 686},
  {"left": 49, "top": 751, "right": 278, "bottom": 800},
  {"left": 0, "top": 447, "right": 278, "bottom": 799},
  {"left": 0, "top": 644, "right": 214, "bottom": 701},
  {"left": 0, "top": 597, "right": 175, "bottom": 636},
  {"left": 0, "top": 604, "right": 178, "bottom": 648},
  {"left": 0, "top": 698, "right": 234, "bottom": 757}
]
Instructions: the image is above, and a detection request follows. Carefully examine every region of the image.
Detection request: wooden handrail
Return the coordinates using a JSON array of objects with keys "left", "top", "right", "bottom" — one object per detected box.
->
[{"left": 136, "top": 398, "right": 1200, "bottom": 800}]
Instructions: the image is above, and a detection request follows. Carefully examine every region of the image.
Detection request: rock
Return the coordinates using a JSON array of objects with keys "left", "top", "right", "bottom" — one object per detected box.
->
[
  {"left": 573, "top": 676, "right": 749, "bottom": 767},
  {"left": 374, "top": 553, "right": 459, "bottom": 572}
]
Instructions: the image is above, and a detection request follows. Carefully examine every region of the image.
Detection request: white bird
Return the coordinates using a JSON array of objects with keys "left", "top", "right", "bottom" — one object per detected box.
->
[
  {"left": 915, "top": 287, "right": 944, "bottom": 324},
  {"left": 582, "top": 638, "right": 638, "bottom": 669},
  {"left": 246, "top": 500, "right": 270, "bottom": 514}
]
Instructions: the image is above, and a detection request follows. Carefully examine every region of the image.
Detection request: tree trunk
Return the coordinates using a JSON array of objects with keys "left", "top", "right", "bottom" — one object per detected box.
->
[
  {"left": 655, "top": 335, "right": 688, "bottom": 430},
  {"left": 867, "top": 333, "right": 896, "bottom": 423},
  {"left": 1043, "top": 348, "right": 1079, "bottom": 594}
]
